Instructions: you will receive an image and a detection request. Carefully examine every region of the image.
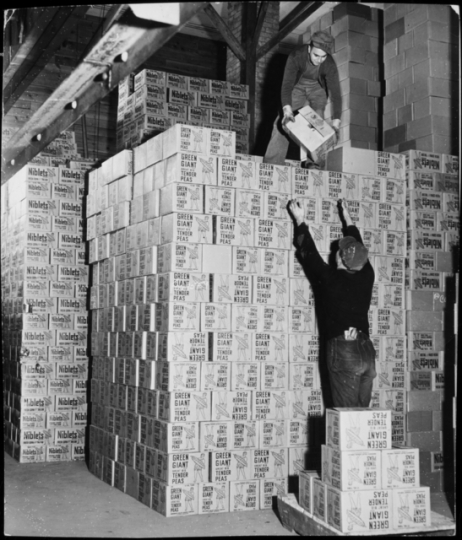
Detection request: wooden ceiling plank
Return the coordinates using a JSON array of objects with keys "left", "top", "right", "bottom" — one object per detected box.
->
[
  {"left": 3, "top": 7, "right": 60, "bottom": 86},
  {"left": 3, "top": 6, "right": 90, "bottom": 114},
  {"left": 2, "top": 2, "right": 207, "bottom": 183},
  {"left": 256, "top": 1, "right": 325, "bottom": 60},
  {"left": 203, "top": 4, "right": 246, "bottom": 62}
]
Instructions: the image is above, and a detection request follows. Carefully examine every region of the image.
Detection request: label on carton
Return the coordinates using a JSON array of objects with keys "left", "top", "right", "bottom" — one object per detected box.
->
[
  {"left": 198, "top": 481, "right": 229, "bottom": 514},
  {"left": 391, "top": 487, "right": 431, "bottom": 529},
  {"left": 229, "top": 480, "right": 259, "bottom": 512},
  {"left": 204, "top": 185, "right": 234, "bottom": 216},
  {"left": 214, "top": 216, "right": 255, "bottom": 246},
  {"left": 376, "top": 152, "right": 405, "bottom": 180},
  {"left": 359, "top": 175, "right": 383, "bottom": 202},
  {"left": 208, "top": 128, "right": 236, "bottom": 159},
  {"left": 211, "top": 390, "right": 252, "bottom": 422},
  {"left": 382, "top": 447, "right": 419, "bottom": 488},
  {"left": 231, "top": 304, "right": 258, "bottom": 332}
]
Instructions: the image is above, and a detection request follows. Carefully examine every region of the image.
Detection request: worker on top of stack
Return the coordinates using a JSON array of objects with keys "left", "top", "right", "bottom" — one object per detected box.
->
[{"left": 263, "top": 30, "right": 342, "bottom": 170}]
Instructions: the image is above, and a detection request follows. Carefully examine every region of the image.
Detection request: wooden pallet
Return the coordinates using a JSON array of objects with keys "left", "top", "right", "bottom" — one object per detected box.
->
[{"left": 277, "top": 494, "right": 455, "bottom": 537}]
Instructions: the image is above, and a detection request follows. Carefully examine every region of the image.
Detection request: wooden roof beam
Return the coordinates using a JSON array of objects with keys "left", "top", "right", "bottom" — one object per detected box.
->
[
  {"left": 203, "top": 4, "right": 246, "bottom": 62},
  {"left": 2, "top": 3, "right": 207, "bottom": 183},
  {"left": 256, "top": 1, "right": 325, "bottom": 61}
]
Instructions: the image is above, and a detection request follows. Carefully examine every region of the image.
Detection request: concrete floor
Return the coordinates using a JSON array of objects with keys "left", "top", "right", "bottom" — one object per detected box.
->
[
  {"left": 4, "top": 452, "right": 455, "bottom": 537},
  {"left": 4, "top": 453, "right": 297, "bottom": 537}
]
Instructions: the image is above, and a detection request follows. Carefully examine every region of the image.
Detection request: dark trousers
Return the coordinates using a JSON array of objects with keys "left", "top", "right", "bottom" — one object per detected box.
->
[
  {"left": 326, "top": 332, "right": 377, "bottom": 408},
  {"left": 263, "top": 84, "right": 327, "bottom": 165}
]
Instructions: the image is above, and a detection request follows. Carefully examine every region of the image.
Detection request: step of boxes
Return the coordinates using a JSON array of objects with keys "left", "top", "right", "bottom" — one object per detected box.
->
[
  {"left": 116, "top": 70, "right": 250, "bottom": 155},
  {"left": 86, "top": 123, "right": 336, "bottom": 516},
  {"left": 382, "top": 4, "right": 459, "bottom": 154},
  {"left": 298, "top": 408, "right": 433, "bottom": 534},
  {"left": 1, "top": 131, "right": 94, "bottom": 463},
  {"left": 404, "top": 149, "right": 459, "bottom": 493},
  {"left": 303, "top": 2, "right": 381, "bottom": 151},
  {"left": 325, "top": 146, "right": 408, "bottom": 443}
]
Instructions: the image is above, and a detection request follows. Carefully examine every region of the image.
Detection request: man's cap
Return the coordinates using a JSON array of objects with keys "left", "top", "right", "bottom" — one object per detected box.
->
[
  {"left": 311, "top": 31, "right": 334, "bottom": 55},
  {"left": 339, "top": 236, "right": 369, "bottom": 270}
]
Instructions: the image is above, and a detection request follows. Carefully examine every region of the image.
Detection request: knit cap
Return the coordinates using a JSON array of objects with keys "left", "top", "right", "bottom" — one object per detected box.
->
[
  {"left": 311, "top": 31, "right": 334, "bottom": 54},
  {"left": 339, "top": 236, "right": 369, "bottom": 270}
]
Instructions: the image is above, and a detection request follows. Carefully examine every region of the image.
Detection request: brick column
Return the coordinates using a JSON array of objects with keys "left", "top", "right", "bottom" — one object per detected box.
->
[
  {"left": 226, "top": 1, "right": 280, "bottom": 154},
  {"left": 383, "top": 4, "right": 459, "bottom": 153}
]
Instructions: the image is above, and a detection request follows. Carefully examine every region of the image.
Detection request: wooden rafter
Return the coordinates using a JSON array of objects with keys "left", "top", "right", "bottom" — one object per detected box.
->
[
  {"left": 2, "top": 3, "right": 208, "bottom": 183},
  {"left": 256, "top": 1, "right": 325, "bottom": 60},
  {"left": 3, "top": 6, "right": 90, "bottom": 114},
  {"left": 254, "top": 1, "right": 270, "bottom": 48},
  {"left": 203, "top": 4, "right": 246, "bottom": 62}
]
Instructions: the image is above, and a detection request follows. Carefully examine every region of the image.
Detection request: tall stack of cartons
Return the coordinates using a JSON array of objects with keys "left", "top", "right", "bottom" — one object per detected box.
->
[
  {"left": 303, "top": 2, "right": 381, "bottom": 151},
  {"left": 325, "top": 146, "right": 408, "bottom": 444},
  {"left": 404, "top": 149, "right": 459, "bottom": 492},
  {"left": 116, "top": 70, "right": 250, "bottom": 154},
  {"left": 299, "top": 408, "right": 433, "bottom": 534},
  {"left": 382, "top": 4, "right": 458, "bottom": 155},
  {"left": 87, "top": 123, "right": 336, "bottom": 516},
  {"left": 1, "top": 132, "right": 93, "bottom": 463}
]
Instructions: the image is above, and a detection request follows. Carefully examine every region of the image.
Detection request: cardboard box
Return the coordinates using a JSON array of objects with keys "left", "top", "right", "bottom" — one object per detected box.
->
[
  {"left": 229, "top": 480, "right": 259, "bottom": 512},
  {"left": 155, "top": 302, "right": 201, "bottom": 332},
  {"left": 230, "top": 362, "right": 259, "bottom": 391},
  {"left": 234, "top": 189, "right": 263, "bottom": 220},
  {"left": 157, "top": 243, "right": 203, "bottom": 273},
  {"left": 408, "top": 210, "right": 438, "bottom": 231},
  {"left": 158, "top": 390, "right": 211, "bottom": 422},
  {"left": 213, "top": 216, "right": 255, "bottom": 247},
  {"left": 256, "top": 163, "right": 292, "bottom": 194},
  {"left": 256, "top": 219, "right": 291, "bottom": 250},
  {"left": 263, "top": 192, "right": 290, "bottom": 221},
  {"left": 258, "top": 419, "right": 288, "bottom": 448},
  {"left": 375, "top": 151, "right": 406, "bottom": 180},
  {"left": 208, "top": 332, "right": 253, "bottom": 362},
  {"left": 157, "top": 331, "right": 206, "bottom": 362},
  {"left": 406, "top": 170, "right": 437, "bottom": 191},
  {"left": 312, "top": 478, "right": 327, "bottom": 522},
  {"left": 285, "top": 105, "right": 336, "bottom": 165},
  {"left": 252, "top": 390, "right": 289, "bottom": 421},
  {"left": 406, "top": 269, "right": 444, "bottom": 291},
  {"left": 199, "top": 421, "right": 233, "bottom": 452},
  {"left": 322, "top": 445, "right": 382, "bottom": 491},
  {"left": 201, "top": 303, "right": 232, "bottom": 332},
  {"left": 326, "top": 408, "right": 392, "bottom": 451},
  {"left": 204, "top": 185, "right": 234, "bottom": 216},
  {"left": 211, "top": 390, "right": 252, "bottom": 422},
  {"left": 164, "top": 152, "right": 217, "bottom": 186},
  {"left": 153, "top": 420, "right": 199, "bottom": 453},
  {"left": 151, "top": 480, "right": 198, "bottom": 517},
  {"left": 402, "top": 149, "right": 441, "bottom": 172},
  {"left": 232, "top": 246, "right": 261, "bottom": 275},
  {"left": 210, "top": 449, "right": 254, "bottom": 483},
  {"left": 155, "top": 362, "right": 201, "bottom": 392},
  {"left": 202, "top": 244, "right": 232, "bottom": 274},
  {"left": 326, "top": 485, "right": 393, "bottom": 533},
  {"left": 230, "top": 304, "right": 259, "bottom": 333},
  {"left": 200, "top": 362, "right": 231, "bottom": 392},
  {"left": 391, "top": 486, "right": 431, "bottom": 530},
  {"left": 299, "top": 471, "right": 320, "bottom": 514},
  {"left": 209, "top": 274, "right": 251, "bottom": 304},
  {"left": 157, "top": 272, "right": 210, "bottom": 303},
  {"left": 198, "top": 482, "right": 230, "bottom": 514},
  {"left": 207, "top": 128, "right": 236, "bottom": 159},
  {"left": 407, "top": 332, "right": 445, "bottom": 352},
  {"left": 408, "top": 351, "right": 443, "bottom": 371},
  {"left": 407, "top": 189, "right": 442, "bottom": 212},
  {"left": 327, "top": 147, "right": 376, "bottom": 175},
  {"left": 163, "top": 124, "right": 210, "bottom": 159}
]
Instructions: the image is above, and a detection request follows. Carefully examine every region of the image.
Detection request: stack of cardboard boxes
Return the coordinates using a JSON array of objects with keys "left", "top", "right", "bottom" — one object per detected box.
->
[
  {"left": 404, "top": 149, "right": 459, "bottom": 492},
  {"left": 86, "top": 123, "right": 333, "bottom": 516},
  {"left": 383, "top": 4, "right": 458, "bottom": 155},
  {"left": 116, "top": 70, "right": 250, "bottom": 155},
  {"left": 299, "top": 408, "right": 432, "bottom": 534},
  {"left": 326, "top": 146, "right": 408, "bottom": 443},
  {"left": 1, "top": 132, "right": 92, "bottom": 463}
]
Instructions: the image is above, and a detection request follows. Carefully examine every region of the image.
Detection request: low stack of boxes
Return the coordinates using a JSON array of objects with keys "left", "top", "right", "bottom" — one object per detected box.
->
[
  {"left": 404, "top": 149, "right": 459, "bottom": 492},
  {"left": 299, "top": 408, "right": 432, "bottom": 534},
  {"left": 383, "top": 3, "right": 458, "bottom": 155},
  {"left": 1, "top": 132, "right": 93, "bottom": 463},
  {"left": 116, "top": 69, "right": 250, "bottom": 155},
  {"left": 326, "top": 146, "right": 408, "bottom": 444}
]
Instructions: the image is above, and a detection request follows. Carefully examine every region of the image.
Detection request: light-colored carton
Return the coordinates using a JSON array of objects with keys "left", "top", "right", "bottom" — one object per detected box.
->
[
  {"left": 230, "top": 304, "right": 259, "bottom": 332},
  {"left": 391, "top": 486, "right": 431, "bottom": 530},
  {"left": 229, "top": 480, "right": 259, "bottom": 512},
  {"left": 258, "top": 419, "right": 288, "bottom": 448},
  {"left": 230, "top": 362, "right": 260, "bottom": 391},
  {"left": 208, "top": 128, "right": 236, "bottom": 159},
  {"left": 374, "top": 361, "right": 405, "bottom": 390},
  {"left": 156, "top": 450, "right": 208, "bottom": 485},
  {"left": 209, "top": 274, "right": 251, "bottom": 304},
  {"left": 260, "top": 477, "right": 288, "bottom": 508},
  {"left": 381, "top": 446, "right": 419, "bottom": 489},
  {"left": 287, "top": 419, "right": 309, "bottom": 447},
  {"left": 263, "top": 192, "right": 290, "bottom": 221},
  {"left": 253, "top": 447, "right": 288, "bottom": 480},
  {"left": 201, "top": 303, "right": 232, "bottom": 331},
  {"left": 204, "top": 185, "right": 235, "bottom": 216},
  {"left": 326, "top": 408, "right": 392, "bottom": 451},
  {"left": 151, "top": 479, "right": 198, "bottom": 517},
  {"left": 208, "top": 332, "right": 253, "bottom": 362},
  {"left": 210, "top": 449, "right": 254, "bottom": 482},
  {"left": 326, "top": 485, "right": 392, "bottom": 533},
  {"left": 231, "top": 420, "right": 258, "bottom": 449},
  {"left": 261, "top": 248, "right": 288, "bottom": 277},
  {"left": 260, "top": 363, "right": 289, "bottom": 391},
  {"left": 403, "top": 149, "right": 441, "bottom": 172},
  {"left": 157, "top": 331, "right": 207, "bottom": 362},
  {"left": 213, "top": 216, "right": 255, "bottom": 247},
  {"left": 211, "top": 390, "right": 252, "bottom": 422},
  {"left": 202, "top": 244, "right": 232, "bottom": 274},
  {"left": 312, "top": 477, "right": 327, "bottom": 522},
  {"left": 155, "top": 362, "right": 201, "bottom": 392},
  {"left": 198, "top": 482, "right": 230, "bottom": 514},
  {"left": 163, "top": 124, "right": 210, "bottom": 159},
  {"left": 164, "top": 152, "right": 217, "bottom": 186},
  {"left": 231, "top": 246, "right": 261, "bottom": 274},
  {"left": 153, "top": 420, "right": 199, "bottom": 453},
  {"left": 157, "top": 272, "right": 210, "bottom": 303},
  {"left": 252, "top": 390, "right": 289, "bottom": 421},
  {"left": 199, "top": 421, "right": 233, "bottom": 452},
  {"left": 299, "top": 470, "right": 320, "bottom": 515},
  {"left": 373, "top": 255, "right": 405, "bottom": 285},
  {"left": 256, "top": 163, "right": 292, "bottom": 194},
  {"left": 158, "top": 390, "right": 211, "bottom": 422},
  {"left": 322, "top": 444, "right": 382, "bottom": 491},
  {"left": 200, "top": 362, "right": 231, "bottom": 391},
  {"left": 157, "top": 242, "right": 203, "bottom": 273},
  {"left": 256, "top": 218, "right": 291, "bottom": 250},
  {"left": 252, "top": 275, "right": 289, "bottom": 306}
]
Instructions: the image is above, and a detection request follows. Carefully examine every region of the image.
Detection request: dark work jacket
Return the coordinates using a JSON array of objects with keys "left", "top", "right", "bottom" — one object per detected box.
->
[
  {"left": 293, "top": 222, "right": 374, "bottom": 341},
  {"left": 281, "top": 45, "right": 342, "bottom": 120}
]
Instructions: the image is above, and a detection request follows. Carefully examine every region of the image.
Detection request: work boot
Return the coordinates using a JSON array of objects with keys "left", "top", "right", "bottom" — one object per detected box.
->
[{"left": 301, "top": 160, "right": 320, "bottom": 170}]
